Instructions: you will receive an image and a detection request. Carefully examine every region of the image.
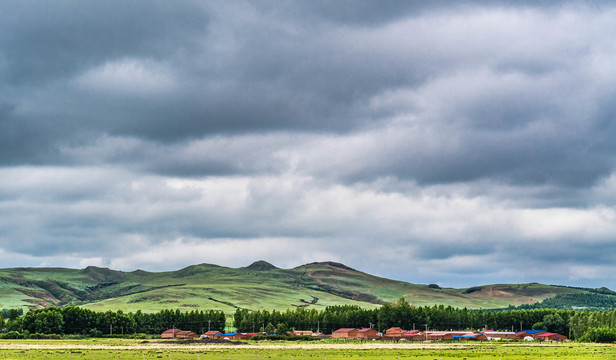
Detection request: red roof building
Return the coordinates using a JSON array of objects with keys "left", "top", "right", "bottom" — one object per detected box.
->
[
  {"left": 292, "top": 330, "right": 314, "bottom": 336},
  {"left": 356, "top": 328, "right": 380, "bottom": 339},
  {"left": 202, "top": 331, "right": 222, "bottom": 338},
  {"left": 385, "top": 327, "right": 407, "bottom": 336},
  {"left": 537, "top": 332, "right": 568, "bottom": 341},
  {"left": 176, "top": 330, "right": 199, "bottom": 339},
  {"left": 332, "top": 328, "right": 358, "bottom": 338},
  {"left": 161, "top": 329, "right": 181, "bottom": 339}
]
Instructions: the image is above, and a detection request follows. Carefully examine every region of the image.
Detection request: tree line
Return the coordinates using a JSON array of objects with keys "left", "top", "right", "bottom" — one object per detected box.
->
[
  {"left": 0, "top": 307, "right": 225, "bottom": 336},
  {"left": 233, "top": 297, "right": 616, "bottom": 341},
  {"left": 233, "top": 298, "right": 574, "bottom": 335}
]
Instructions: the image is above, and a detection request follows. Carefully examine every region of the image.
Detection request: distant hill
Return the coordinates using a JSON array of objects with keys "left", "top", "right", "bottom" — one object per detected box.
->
[{"left": 0, "top": 261, "right": 612, "bottom": 313}]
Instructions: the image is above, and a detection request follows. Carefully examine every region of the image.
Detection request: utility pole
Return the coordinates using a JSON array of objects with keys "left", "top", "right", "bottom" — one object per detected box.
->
[
  {"left": 110, "top": 324, "right": 113, "bottom": 336},
  {"left": 317, "top": 321, "right": 320, "bottom": 333},
  {"left": 413, "top": 323, "right": 415, "bottom": 331},
  {"left": 424, "top": 324, "right": 428, "bottom": 341},
  {"left": 208, "top": 320, "right": 211, "bottom": 332},
  {"left": 520, "top": 321, "right": 522, "bottom": 332}
]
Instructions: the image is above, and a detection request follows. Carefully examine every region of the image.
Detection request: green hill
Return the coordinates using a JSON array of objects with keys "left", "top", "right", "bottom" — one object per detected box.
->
[{"left": 0, "top": 261, "right": 609, "bottom": 313}]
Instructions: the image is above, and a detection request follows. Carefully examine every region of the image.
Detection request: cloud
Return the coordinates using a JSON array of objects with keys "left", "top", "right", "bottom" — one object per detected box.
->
[
  {"left": 74, "top": 58, "right": 178, "bottom": 96},
  {"left": 1, "top": 1, "right": 616, "bottom": 289}
]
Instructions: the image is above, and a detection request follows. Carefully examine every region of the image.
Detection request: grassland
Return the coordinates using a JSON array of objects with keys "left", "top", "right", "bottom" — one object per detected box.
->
[
  {"left": 0, "top": 340, "right": 615, "bottom": 360},
  {"left": 0, "top": 261, "right": 600, "bottom": 313}
]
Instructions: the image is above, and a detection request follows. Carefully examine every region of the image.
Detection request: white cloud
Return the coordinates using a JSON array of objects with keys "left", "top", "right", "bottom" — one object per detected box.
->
[{"left": 74, "top": 58, "right": 178, "bottom": 95}]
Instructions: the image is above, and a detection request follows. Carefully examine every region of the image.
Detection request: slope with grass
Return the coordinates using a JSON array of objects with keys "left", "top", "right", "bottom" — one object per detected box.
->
[{"left": 0, "top": 261, "right": 608, "bottom": 313}]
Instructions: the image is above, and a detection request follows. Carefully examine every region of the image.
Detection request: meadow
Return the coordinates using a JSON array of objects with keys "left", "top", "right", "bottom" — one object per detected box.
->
[{"left": 0, "top": 340, "right": 614, "bottom": 360}]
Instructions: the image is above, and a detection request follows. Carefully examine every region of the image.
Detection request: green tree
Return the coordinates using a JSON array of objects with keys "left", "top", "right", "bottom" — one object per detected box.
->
[
  {"left": 542, "top": 313, "right": 566, "bottom": 334},
  {"left": 276, "top": 323, "right": 289, "bottom": 335},
  {"left": 8, "top": 309, "right": 19, "bottom": 321},
  {"left": 264, "top": 322, "right": 275, "bottom": 335}
]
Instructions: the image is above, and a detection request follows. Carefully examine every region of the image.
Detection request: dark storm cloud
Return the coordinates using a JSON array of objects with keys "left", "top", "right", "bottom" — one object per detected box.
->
[
  {"left": 0, "top": 0, "right": 208, "bottom": 86},
  {"left": 3, "top": 0, "right": 611, "bottom": 185}
]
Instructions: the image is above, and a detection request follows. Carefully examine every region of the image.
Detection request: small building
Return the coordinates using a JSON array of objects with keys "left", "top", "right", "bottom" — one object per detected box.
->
[
  {"left": 482, "top": 331, "right": 518, "bottom": 340},
  {"left": 332, "top": 328, "right": 358, "bottom": 338},
  {"left": 424, "top": 331, "right": 475, "bottom": 341},
  {"left": 537, "top": 332, "right": 568, "bottom": 341},
  {"left": 176, "top": 330, "right": 199, "bottom": 339},
  {"left": 215, "top": 332, "right": 250, "bottom": 340},
  {"left": 401, "top": 333, "right": 423, "bottom": 341},
  {"left": 516, "top": 330, "right": 547, "bottom": 340},
  {"left": 161, "top": 329, "right": 181, "bottom": 339},
  {"left": 383, "top": 327, "right": 406, "bottom": 339},
  {"left": 455, "top": 333, "right": 487, "bottom": 341},
  {"left": 427, "top": 333, "right": 454, "bottom": 341},
  {"left": 203, "top": 330, "right": 222, "bottom": 338},
  {"left": 356, "top": 328, "right": 380, "bottom": 339},
  {"left": 292, "top": 330, "right": 314, "bottom": 336},
  {"left": 403, "top": 330, "right": 420, "bottom": 336}
]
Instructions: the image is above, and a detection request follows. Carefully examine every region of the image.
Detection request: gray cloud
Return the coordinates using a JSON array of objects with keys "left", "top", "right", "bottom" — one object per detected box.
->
[{"left": 1, "top": 1, "right": 616, "bottom": 289}]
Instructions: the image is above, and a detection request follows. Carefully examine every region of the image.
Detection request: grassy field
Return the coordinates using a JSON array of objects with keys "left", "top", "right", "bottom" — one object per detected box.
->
[{"left": 0, "top": 340, "right": 615, "bottom": 360}]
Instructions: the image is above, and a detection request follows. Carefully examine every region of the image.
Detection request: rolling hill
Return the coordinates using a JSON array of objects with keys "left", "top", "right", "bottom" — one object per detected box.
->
[{"left": 0, "top": 261, "right": 611, "bottom": 314}]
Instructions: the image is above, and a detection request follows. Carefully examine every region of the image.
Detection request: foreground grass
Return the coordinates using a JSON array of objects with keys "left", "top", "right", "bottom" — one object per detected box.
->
[{"left": 0, "top": 340, "right": 614, "bottom": 360}]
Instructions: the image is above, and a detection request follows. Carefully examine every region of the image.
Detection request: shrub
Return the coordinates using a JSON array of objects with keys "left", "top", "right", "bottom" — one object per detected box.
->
[
  {"left": 582, "top": 327, "right": 616, "bottom": 343},
  {"left": 89, "top": 328, "right": 103, "bottom": 337},
  {"left": 0, "top": 331, "right": 23, "bottom": 339}
]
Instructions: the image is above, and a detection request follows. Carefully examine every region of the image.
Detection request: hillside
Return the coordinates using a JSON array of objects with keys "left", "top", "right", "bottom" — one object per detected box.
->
[{"left": 0, "top": 261, "right": 610, "bottom": 313}]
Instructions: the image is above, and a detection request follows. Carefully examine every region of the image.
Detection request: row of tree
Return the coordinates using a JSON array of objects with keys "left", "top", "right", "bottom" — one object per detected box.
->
[
  {"left": 1, "top": 307, "right": 225, "bottom": 336},
  {"left": 233, "top": 298, "right": 575, "bottom": 335}
]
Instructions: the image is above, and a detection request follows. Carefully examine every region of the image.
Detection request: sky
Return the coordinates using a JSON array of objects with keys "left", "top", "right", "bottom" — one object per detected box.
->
[{"left": 1, "top": 0, "right": 616, "bottom": 289}]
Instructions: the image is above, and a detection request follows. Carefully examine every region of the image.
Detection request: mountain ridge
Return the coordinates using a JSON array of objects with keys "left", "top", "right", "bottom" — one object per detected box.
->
[{"left": 0, "top": 261, "right": 612, "bottom": 313}]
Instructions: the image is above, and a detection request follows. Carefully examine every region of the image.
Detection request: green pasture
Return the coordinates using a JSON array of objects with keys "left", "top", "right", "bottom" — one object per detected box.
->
[{"left": 0, "top": 340, "right": 615, "bottom": 360}]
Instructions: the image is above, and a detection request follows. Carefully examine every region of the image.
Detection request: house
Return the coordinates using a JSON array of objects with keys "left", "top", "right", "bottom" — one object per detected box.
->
[
  {"left": 385, "top": 327, "right": 407, "bottom": 338},
  {"left": 332, "top": 328, "right": 358, "bottom": 338},
  {"left": 383, "top": 327, "right": 410, "bottom": 340},
  {"left": 292, "top": 330, "right": 314, "bottom": 336},
  {"left": 516, "top": 330, "right": 547, "bottom": 340},
  {"left": 400, "top": 333, "right": 424, "bottom": 341},
  {"left": 482, "top": 331, "right": 518, "bottom": 340},
  {"left": 537, "top": 332, "right": 568, "bottom": 341},
  {"left": 176, "top": 330, "right": 199, "bottom": 339},
  {"left": 215, "top": 332, "right": 251, "bottom": 340},
  {"left": 454, "top": 333, "right": 487, "bottom": 341},
  {"left": 161, "top": 329, "right": 181, "bottom": 339},
  {"left": 356, "top": 328, "right": 380, "bottom": 339},
  {"left": 423, "top": 331, "right": 475, "bottom": 341},
  {"left": 202, "top": 330, "right": 222, "bottom": 338}
]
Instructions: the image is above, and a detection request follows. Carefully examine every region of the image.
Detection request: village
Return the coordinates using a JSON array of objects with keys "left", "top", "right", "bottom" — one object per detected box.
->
[{"left": 161, "top": 327, "right": 568, "bottom": 342}]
